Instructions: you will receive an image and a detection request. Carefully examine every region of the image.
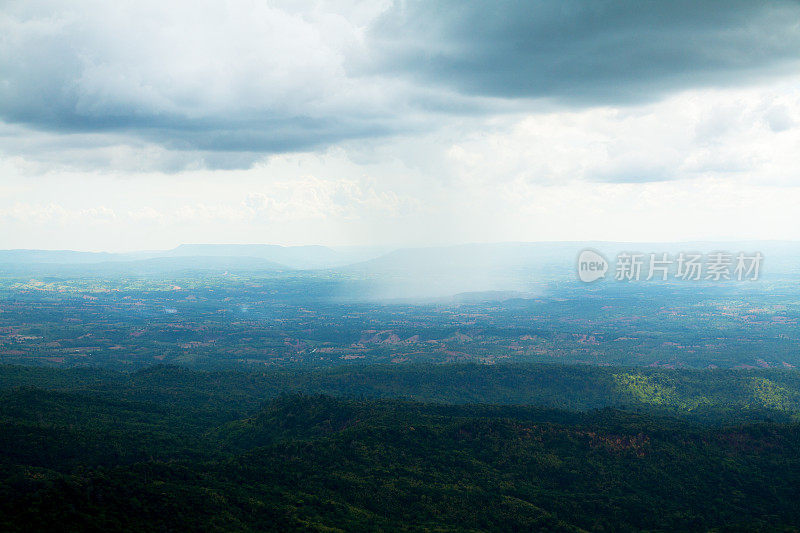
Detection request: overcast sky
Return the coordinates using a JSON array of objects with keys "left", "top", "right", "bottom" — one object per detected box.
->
[{"left": 2, "top": 0, "right": 800, "bottom": 251}]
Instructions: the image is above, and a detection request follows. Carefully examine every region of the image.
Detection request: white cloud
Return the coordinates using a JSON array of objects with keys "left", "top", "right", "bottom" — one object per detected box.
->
[{"left": 439, "top": 81, "right": 800, "bottom": 187}]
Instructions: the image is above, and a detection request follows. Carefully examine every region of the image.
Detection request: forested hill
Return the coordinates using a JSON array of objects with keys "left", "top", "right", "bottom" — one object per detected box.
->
[
  {"left": 3, "top": 364, "right": 800, "bottom": 530},
  {"left": 2, "top": 363, "right": 800, "bottom": 422},
  {"left": 2, "top": 389, "right": 800, "bottom": 531}
]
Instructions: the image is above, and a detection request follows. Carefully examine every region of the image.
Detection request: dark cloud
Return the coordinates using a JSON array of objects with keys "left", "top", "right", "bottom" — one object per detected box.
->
[
  {"left": 369, "top": 0, "right": 800, "bottom": 105},
  {"left": 0, "top": 70, "right": 397, "bottom": 157}
]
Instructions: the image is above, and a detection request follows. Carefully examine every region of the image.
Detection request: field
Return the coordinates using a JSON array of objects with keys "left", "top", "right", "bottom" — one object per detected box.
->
[{"left": 1, "top": 269, "right": 798, "bottom": 370}]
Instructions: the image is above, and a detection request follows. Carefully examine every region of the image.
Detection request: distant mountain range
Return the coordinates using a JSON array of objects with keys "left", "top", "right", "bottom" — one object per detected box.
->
[
  {"left": 0, "top": 242, "right": 797, "bottom": 286},
  {"left": 0, "top": 244, "right": 392, "bottom": 271}
]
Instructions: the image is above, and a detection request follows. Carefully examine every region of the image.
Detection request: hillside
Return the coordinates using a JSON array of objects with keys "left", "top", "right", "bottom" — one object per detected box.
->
[{"left": 2, "top": 381, "right": 799, "bottom": 531}]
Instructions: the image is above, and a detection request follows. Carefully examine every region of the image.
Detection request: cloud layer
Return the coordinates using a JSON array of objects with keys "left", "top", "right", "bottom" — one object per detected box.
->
[
  {"left": 3, "top": 0, "right": 800, "bottom": 162},
  {"left": 2, "top": 1, "right": 800, "bottom": 249}
]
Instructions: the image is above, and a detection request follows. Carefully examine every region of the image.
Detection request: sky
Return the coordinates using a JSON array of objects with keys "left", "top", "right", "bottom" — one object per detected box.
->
[{"left": 2, "top": 0, "right": 800, "bottom": 251}]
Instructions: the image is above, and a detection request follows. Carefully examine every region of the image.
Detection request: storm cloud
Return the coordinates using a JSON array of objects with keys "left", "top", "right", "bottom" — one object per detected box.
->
[
  {"left": 2, "top": 0, "right": 800, "bottom": 161},
  {"left": 370, "top": 0, "right": 800, "bottom": 104}
]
